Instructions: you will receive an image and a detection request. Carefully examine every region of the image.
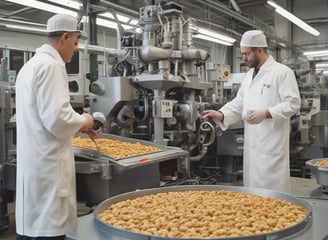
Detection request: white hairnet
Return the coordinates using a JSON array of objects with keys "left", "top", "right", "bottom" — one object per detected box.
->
[
  {"left": 240, "top": 30, "right": 268, "bottom": 47},
  {"left": 47, "top": 14, "right": 79, "bottom": 33}
]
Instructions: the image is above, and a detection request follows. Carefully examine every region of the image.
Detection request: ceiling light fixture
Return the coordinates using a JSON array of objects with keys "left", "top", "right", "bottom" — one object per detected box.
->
[
  {"left": 129, "top": 19, "right": 139, "bottom": 25},
  {"left": 47, "top": 0, "right": 81, "bottom": 10},
  {"left": 98, "top": 12, "right": 114, "bottom": 19},
  {"left": 96, "top": 18, "right": 135, "bottom": 31},
  {"left": 5, "top": 24, "right": 47, "bottom": 33},
  {"left": 96, "top": 18, "right": 118, "bottom": 29},
  {"left": 193, "top": 34, "right": 234, "bottom": 46},
  {"left": 198, "top": 28, "right": 236, "bottom": 44},
  {"left": 98, "top": 12, "right": 130, "bottom": 23},
  {"left": 303, "top": 50, "right": 328, "bottom": 57},
  {"left": 267, "top": 0, "right": 320, "bottom": 36},
  {"left": 316, "top": 63, "right": 328, "bottom": 68},
  {"left": 5, "top": 0, "right": 78, "bottom": 17}
]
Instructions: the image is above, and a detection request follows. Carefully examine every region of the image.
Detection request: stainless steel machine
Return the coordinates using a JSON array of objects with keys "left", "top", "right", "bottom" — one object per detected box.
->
[
  {"left": 79, "top": 1, "right": 227, "bottom": 198},
  {"left": 90, "top": 1, "right": 216, "bottom": 153},
  {"left": 0, "top": 58, "right": 16, "bottom": 231},
  {"left": 74, "top": 133, "right": 187, "bottom": 206}
]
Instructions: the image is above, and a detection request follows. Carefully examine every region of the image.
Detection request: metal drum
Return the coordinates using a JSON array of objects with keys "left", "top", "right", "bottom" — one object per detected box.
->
[
  {"left": 94, "top": 185, "right": 313, "bottom": 240},
  {"left": 306, "top": 158, "right": 328, "bottom": 192}
]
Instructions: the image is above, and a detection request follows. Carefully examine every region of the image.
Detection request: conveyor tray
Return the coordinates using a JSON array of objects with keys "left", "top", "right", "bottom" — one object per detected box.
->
[{"left": 73, "top": 133, "right": 187, "bottom": 171}]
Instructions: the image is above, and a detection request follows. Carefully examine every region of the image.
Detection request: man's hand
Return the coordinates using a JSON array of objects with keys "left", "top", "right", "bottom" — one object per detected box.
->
[
  {"left": 79, "top": 113, "right": 94, "bottom": 133},
  {"left": 202, "top": 110, "right": 224, "bottom": 121},
  {"left": 247, "top": 110, "right": 267, "bottom": 124}
]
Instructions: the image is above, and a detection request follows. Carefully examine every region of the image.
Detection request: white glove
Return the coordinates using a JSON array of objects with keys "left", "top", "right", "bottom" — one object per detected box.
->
[{"left": 247, "top": 110, "right": 266, "bottom": 124}]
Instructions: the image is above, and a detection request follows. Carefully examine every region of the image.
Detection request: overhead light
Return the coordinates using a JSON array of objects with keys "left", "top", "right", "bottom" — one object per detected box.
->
[
  {"left": 267, "top": 0, "right": 320, "bottom": 36},
  {"left": 96, "top": 18, "right": 118, "bottom": 29},
  {"left": 98, "top": 12, "right": 114, "bottom": 19},
  {"left": 5, "top": 0, "right": 78, "bottom": 17},
  {"left": 116, "top": 14, "right": 130, "bottom": 23},
  {"left": 193, "top": 34, "right": 234, "bottom": 46},
  {"left": 316, "top": 63, "right": 328, "bottom": 68},
  {"left": 5, "top": 24, "right": 46, "bottom": 33},
  {"left": 198, "top": 28, "right": 236, "bottom": 44},
  {"left": 96, "top": 18, "right": 134, "bottom": 31},
  {"left": 98, "top": 12, "right": 130, "bottom": 23},
  {"left": 129, "top": 19, "right": 139, "bottom": 25},
  {"left": 47, "top": 0, "right": 81, "bottom": 10},
  {"left": 303, "top": 50, "right": 328, "bottom": 57}
]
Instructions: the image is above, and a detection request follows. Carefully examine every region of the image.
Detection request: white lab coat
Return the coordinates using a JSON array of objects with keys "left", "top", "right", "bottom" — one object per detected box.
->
[
  {"left": 15, "top": 44, "right": 86, "bottom": 236},
  {"left": 219, "top": 56, "right": 300, "bottom": 193}
]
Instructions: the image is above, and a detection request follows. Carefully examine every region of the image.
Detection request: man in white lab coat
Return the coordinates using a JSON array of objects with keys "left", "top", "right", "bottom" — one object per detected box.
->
[
  {"left": 202, "top": 30, "right": 301, "bottom": 193},
  {"left": 15, "top": 14, "right": 94, "bottom": 239}
]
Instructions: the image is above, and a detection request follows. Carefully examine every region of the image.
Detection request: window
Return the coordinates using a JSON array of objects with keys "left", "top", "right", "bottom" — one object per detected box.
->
[
  {"left": 66, "top": 51, "right": 79, "bottom": 74},
  {"left": 10, "top": 50, "right": 24, "bottom": 74}
]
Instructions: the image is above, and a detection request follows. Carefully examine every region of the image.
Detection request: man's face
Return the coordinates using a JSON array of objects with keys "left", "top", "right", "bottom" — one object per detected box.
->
[
  {"left": 240, "top": 46, "right": 260, "bottom": 68},
  {"left": 62, "top": 32, "right": 80, "bottom": 63}
]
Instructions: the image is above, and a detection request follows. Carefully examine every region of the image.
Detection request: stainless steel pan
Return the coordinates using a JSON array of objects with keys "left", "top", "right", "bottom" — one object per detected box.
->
[
  {"left": 306, "top": 158, "right": 328, "bottom": 191},
  {"left": 94, "top": 185, "right": 312, "bottom": 240}
]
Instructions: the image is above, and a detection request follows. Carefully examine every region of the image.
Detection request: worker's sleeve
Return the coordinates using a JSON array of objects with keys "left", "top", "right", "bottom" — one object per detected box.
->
[
  {"left": 217, "top": 83, "right": 244, "bottom": 131},
  {"left": 268, "top": 67, "right": 301, "bottom": 126},
  {"left": 35, "top": 63, "right": 86, "bottom": 139}
]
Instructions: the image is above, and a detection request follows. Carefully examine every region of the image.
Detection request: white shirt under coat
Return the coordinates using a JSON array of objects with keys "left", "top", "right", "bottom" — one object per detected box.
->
[
  {"left": 218, "top": 55, "right": 301, "bottom": 193},
  {"left": 15, "top": 44, "right": 87, "bottom": 236}
]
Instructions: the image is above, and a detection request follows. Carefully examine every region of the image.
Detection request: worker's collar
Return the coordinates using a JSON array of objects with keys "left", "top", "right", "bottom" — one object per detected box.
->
[{"left": 252, "top": 67, "right": 260, "bottom": 79}]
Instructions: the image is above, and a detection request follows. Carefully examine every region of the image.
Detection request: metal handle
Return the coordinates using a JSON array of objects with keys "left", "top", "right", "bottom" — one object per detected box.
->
[
  {"left": 199, "top": 121, "right": 216, "bottom": 146},
  {"left": 87, "top": 131, "right": 100, "bottom": 151}
]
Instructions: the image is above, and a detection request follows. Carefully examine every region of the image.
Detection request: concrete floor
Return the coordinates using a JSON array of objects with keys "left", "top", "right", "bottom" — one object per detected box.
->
[
  {"left": 1, "top": 202, "right": 16, "bottom": 240},
  {"left": 2, "top": 178, "right": 324, "bottom": 240},
  {"left": 0, "top": 201, "right": 92, "bottom": 240}
]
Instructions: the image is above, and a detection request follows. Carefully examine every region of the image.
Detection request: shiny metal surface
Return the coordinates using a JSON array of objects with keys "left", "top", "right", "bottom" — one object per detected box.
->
[
  {"left": 94, "top": 185, "right": 312, "bottom": 240},
  {"left": 87, "top": 131, "right": 100, "bottom": 151},
  {"left": 73, "top": 133, "right": 188, "bottom": 206},
  {"left": 306, "top": 158, "right": 328, "bottom": 192},
  {"left": 74, "top": 133, "right": 187, "bottom": 172}
]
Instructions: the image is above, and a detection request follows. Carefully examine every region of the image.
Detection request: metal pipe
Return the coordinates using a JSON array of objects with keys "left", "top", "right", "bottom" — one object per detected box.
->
[
  {"left": 194, "top": 0, "right": 275, "bottom": 35},
  {"left": 99, "top": 0, "right": 138, "bottom": 17},
  {"left": 153, "top": 90, "right": 166, "bottom": 145}
]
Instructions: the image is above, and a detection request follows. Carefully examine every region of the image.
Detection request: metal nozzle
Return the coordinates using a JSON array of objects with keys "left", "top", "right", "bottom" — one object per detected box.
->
[{"left": 92, "top": 112, "right": 106, "bottom": 130}]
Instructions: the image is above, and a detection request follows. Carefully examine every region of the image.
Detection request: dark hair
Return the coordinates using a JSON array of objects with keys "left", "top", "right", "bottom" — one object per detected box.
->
[
  {"left": 47, "top": 31, "right": 66, "bottom": 40},
  {"left": 47, "top": 31, "right": 80, "bottom": 41},
  {"left": 251, "top": 47, "right": 267, "bottom": 54}
]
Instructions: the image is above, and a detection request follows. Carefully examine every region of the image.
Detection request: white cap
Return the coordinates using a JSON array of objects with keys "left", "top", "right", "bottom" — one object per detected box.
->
[
  {"left": 47, "top": 14, "right": 80, "bottom": 33},
  {"left": 240, "top": 30, "right": 268, "bottom": 47}
]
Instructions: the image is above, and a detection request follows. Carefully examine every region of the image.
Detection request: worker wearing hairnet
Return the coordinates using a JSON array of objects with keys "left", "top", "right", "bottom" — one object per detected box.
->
[
  {"left": 15, "top": 14, "right": 94, "bottom": 239},
  {"left": 202, "top": 30, "right": 301, "bottom": 193}
]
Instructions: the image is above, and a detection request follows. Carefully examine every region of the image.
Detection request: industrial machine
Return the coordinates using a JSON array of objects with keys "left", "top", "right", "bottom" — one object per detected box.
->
[
  {"left": 80, "top": 1, "right": 227, "bottom": 192},
  {"left": 90, "top": 2, "right": 214, "bottom": 147},
  {"left": 285, "top": 56, "right": 328, "bottom": 177},
  {"left": 0, "top": 58, "right": 16, "bottom": 231}
]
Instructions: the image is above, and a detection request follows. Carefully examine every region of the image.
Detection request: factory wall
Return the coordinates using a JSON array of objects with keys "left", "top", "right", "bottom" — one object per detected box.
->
[
  {"left": 291, "top": 0, "right": 328, "bottom": 49},
  {"left": 0, "top": 28, "right": 233, "bottom": 80}
]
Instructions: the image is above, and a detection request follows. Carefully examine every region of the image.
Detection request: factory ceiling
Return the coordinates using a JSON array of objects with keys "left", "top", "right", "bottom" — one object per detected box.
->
[{"left": 0, "top": 0, "right": 324, "bottom": 52}]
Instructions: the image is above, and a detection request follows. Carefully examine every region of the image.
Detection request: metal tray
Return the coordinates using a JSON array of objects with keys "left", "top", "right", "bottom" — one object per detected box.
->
[
  {"left": 94, "top": 185, "right": 313, "bottom": 240},
  {"left": 73, "top": 133, "right": 187, "bottom": 171},
  {"left": 306, "top": 158, "right": 328, "bottom": 190},
  {"left": 73, "top": 133, "right": 165, "bottom": 160}
]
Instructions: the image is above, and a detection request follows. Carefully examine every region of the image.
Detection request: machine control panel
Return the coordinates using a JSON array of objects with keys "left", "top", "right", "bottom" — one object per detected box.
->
[
  {"left": 218, "top": 65, "right": 230, "bottom": 82},
  {"left": 160, "top": 100, "right": 174, "bottom": 118}
]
